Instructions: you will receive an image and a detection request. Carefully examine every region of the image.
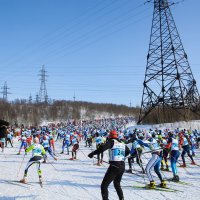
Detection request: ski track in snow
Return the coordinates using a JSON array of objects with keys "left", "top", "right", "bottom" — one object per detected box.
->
[{"left": 1, "top": 139, "right": 200, "bottom": 200}]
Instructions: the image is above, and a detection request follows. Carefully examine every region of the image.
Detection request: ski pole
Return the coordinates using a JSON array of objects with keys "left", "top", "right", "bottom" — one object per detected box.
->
[
  {"left": 46, "top": 158, "right": 57, "bottom": 170},
  {"left": 136, "top": 148, "right": 146, "bottom": 184},
  {"left": 141, "top": 148, "right": 163, "bottom": 155},
  {"left": 93, "top": 156, "right": 119, "bottom": 169},
  {"left": 185, "top": 156, "right": 200, "bottom": 167},
  {"left": 79, "top": 149, "right": 90, "bottom": 160},
  {"left": 17, "top": 154, "right": 26, "bottom": 177},
  {"left": 91, "top": 139, "right": 94, "bottom": 165}
]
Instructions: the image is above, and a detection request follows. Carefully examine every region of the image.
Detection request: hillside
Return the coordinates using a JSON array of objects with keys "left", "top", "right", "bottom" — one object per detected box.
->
[{"left": 0, "top": 100, "right": 139, "bottom": 126}]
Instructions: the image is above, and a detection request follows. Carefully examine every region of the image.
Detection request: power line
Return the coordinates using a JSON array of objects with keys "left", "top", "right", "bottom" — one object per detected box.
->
[
  {"left": 3, "top": 0, "right": 117, "bottom": 67},
  {"left": 1, "top": 1, "right": 148, "bottom": 78}
]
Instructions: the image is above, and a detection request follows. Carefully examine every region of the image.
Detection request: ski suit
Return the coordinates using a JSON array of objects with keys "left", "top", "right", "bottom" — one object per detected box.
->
[
  {"left": 24, "top": 143, "right": 46, "bottom": 178},
  {"left": 138, "top": 139, "right": 163, "bottom": 183},
  {"left": 88, "top": 138, "right": 130, "bottom": 200}
]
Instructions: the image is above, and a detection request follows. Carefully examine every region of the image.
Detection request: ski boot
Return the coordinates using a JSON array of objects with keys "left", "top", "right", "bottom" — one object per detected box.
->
[
  {"left": 20, "top": 177, "right": 27, "bottom": 184},
  {"left": 165, "top": 166, "right": 169, "bottom": 171},
  {"left": 191, "top": 161, "right": 196, "bottom": 165},
  {"left": 69, "top": 157, "right": 74, "bottom": 160},
  {"left": 179, "top": 163, "right": 186, "bottom": 167},
  {"left": 96, "top": 161, "right": 101, "bottom": 166},
  {"left": 100, "top": 159, "right": 103, "bottom": 165},
  {"left": 17, "top": 152, "right": 20, "bottom": 155},
  {"left": 60, "top": 151, "right": 64, "bottom": 154},
  {"left": 161, "top": 164, "right": 164, "bottom": 171},
  {"left": 146, "top": 181, "right": 156, "bottom": 189},
  {"left": 164, "top": 166, "right": 170, "bottom": 171},
  {"left": 171, "top": 175, "right": 179, "bottom": 182},
  {"left": 127, "top": 168, "right": 132, "bottom": 173},
  {"left": 159, "top": 180, "right": 167, "bottom": 188}
]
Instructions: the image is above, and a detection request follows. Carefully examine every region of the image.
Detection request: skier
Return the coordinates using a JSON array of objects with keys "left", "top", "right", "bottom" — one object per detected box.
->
[
  {"left": 179, "top": 132, "right": 196, "bottom": 167},
  {"left": 189, "top": 134, "right": 196, "bottom": 157},
  {"left": 85, "top": 132, "right": 92, "bottom": 147},
  {"left": 17, "top": 133, "right": 27, "bottom": 155},
  {"left": 88, "top": 130, "right": 130, "bottom": 200},
  {"left": 6, "top": 129, "right": 13, "bottom": 147},
  {"left": 20, "top": 137, "right": 46, "bottom": 184},
  {"left": 41, "top": 134, "right": 58, "bottom": 163},
  {"left": 69, "top": 134, "right": 79, "bottom": 160},
  {"left": 25, "top": 130, "right": 32, "bottom": 146},
  {"left": 127, "top": 134, "right": 144, "bottom": 173},
  {"left": 55, "top": 128, "right": 62, "bottom": 141},
  {"left": 49, "top": 131, "right": 56, "bottom": 153},
  {"left": 0, "top": 125, "right": 8, "bottom": 152},
  {"left": 137, "top": 134, "right": 166, "bottom": 188},
  {"left": 164, "top": 131, "right": 180, "bottom": 182},
  {"left": 60, "top": 132, "right": 70, "bottom": 155},
  {"left": 158, "top": 135, "right": 169, "bottom": 171},
  {"left": 95, "top": 132, "right": 105, "bottom": 166}
]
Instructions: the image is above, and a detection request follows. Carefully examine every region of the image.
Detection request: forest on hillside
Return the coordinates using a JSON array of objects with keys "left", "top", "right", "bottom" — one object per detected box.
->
[{"left": 0, "top": 99, "right": 139, "bottom": 126}]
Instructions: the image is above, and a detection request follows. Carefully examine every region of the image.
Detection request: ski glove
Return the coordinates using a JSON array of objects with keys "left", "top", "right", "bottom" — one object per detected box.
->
[{"left": 88, "top": 152, "right": 94, "bottom": 158}]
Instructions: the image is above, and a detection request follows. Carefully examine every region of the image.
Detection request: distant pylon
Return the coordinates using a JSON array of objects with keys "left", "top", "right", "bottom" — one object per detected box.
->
[
  {"left": 73, "top": 91, "right": 76, "bottom": 102},
  {"left": 1, "top": 81, "right": 10, "bottom": 101},
  {"left": 35, "top": 93, "right": 40, "bottom": 103},
  {"left": 38, "top": 65, "right": 48, "bottom": 102},
  {"left": 138, "top": 0, "right": 200, "bottom": 124},
  {"left": 29, "top": 94, "right": 32, "bottom": 104}
]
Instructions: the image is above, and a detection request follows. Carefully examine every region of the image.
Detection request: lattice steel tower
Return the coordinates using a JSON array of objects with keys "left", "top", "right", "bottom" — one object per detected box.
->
[
  {"left": 38, "top": 65, "right": 48, "bottom": 102},
  {"left": 138, "top": 0, "right": 200, "bottom": 124},
  {"left": 1, "top": 81, "right": 10, "bottom": 101}
]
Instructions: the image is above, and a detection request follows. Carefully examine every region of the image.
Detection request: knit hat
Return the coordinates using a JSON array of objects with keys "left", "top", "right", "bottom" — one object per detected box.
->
[{"left": 109, "top": 130, "right": 118, "bottom": 139}]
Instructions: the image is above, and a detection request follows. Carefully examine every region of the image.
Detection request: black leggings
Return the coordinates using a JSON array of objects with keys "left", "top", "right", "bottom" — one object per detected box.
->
[
  {"left": 101, "top": 162, "right": 125, "bottom": 200},
  {"left": 128, "top": 148, "right": 143, "bottom": 169},
  {"left": 181, "top": 145, "right": 194, "bottom": 164},
  {"left": 97, "top": 144, "right": 104, "bottom": 162},
  {"left": 6, "top": 138, "right": 13, "bottom": 147}
]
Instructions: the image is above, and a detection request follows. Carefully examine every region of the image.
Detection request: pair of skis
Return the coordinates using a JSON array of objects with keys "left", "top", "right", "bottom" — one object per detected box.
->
[
  {"left": 6, "top": 179, "right": 43, "bottom": 188},
  {"left": 125, "top": 185, "right": 180, "bottom": 192},
  {"left": 124, "top": 174, "right": 191, "bottom": 192}
]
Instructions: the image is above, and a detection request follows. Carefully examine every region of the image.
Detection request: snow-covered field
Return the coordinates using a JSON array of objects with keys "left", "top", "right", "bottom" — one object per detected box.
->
[
  {"left": 126, "top": 120, "right": 200, "bottom": 131},
  {"left": 1, "top": 138, "right": 200, "bottom": 200}
]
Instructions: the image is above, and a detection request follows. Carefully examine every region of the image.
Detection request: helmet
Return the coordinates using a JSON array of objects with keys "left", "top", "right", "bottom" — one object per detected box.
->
[
  {"left": 158, "top": 135, "right": 162, "bottom": 140},
  {"left": 148, "top": 137, "right": 153, "bottom": 142},
  {"left": 168, "top": 131, "right": 173, "bottom": 138},
  {"left": 132, "top": 134, "right": 138, "bottom": 141},
  {"left": 95, "top": 132, "right": 99, "bottom": 137},
  {"left": 109, "top": 130, "right": 118, "bottom": 139},
  {"left": 34, "top": 137, "right": 39, "bottom": 143},
  {"left": 43, "top": 136, "right": 47, "bottom": 140}
]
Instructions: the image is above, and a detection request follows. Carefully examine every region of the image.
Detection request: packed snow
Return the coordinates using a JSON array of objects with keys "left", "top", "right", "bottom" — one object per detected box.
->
[{"left": 1, "top": 136, "right": 200, "bottom": 200}]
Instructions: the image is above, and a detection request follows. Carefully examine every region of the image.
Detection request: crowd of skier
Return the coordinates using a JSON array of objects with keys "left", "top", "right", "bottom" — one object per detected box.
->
[{"left": 0, "top": 117, "right": 200, "bottom": 200}]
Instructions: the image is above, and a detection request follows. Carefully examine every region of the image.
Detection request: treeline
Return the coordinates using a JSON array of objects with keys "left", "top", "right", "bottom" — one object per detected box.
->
[{"left": 0, "top": 99, "right": 139, "bottom": 126}]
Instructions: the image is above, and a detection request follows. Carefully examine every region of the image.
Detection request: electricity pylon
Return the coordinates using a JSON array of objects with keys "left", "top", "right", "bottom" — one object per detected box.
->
[{"left": 138, "top": 0, "right": 200, "bottom": 124}]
